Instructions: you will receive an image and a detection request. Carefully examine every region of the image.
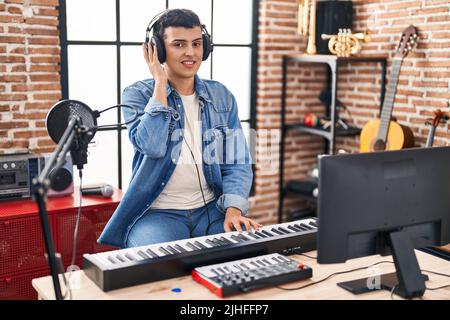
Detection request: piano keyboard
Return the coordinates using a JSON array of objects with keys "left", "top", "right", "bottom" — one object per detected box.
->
[
  {"left": 83, "top": 217, "right": 317, "bottom": 291},
  {"left": 192, "top": 253, "right": 313, "bottom": 297}
]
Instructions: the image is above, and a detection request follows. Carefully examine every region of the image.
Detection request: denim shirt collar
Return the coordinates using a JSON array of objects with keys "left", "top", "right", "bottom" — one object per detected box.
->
[{"left": 165, "top": 74, "right": 211, "bottom": 103}]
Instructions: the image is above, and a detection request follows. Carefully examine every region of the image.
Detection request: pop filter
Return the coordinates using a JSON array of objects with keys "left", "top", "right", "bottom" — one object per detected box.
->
[{"left": 46, "top": 99, "right": 98, "bottom": 144}]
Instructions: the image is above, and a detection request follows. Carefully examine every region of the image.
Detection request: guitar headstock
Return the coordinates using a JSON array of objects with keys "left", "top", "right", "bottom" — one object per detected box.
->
[
  {"left": 395, "top": 25, "right": 418, "bottom": 58},
  {"left": 426, "top": 109, "right": 450, "bottom": 127}
]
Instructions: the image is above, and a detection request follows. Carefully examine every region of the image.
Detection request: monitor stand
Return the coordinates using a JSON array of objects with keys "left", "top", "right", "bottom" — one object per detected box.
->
[{"left": 337, "top": 231, "right": 429, "bottom": 299}]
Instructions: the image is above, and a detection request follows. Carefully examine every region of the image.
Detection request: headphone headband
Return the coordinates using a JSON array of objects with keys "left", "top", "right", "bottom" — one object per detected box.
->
[{"left": 145, "top": 10, "right": 213, "bottom": 63}]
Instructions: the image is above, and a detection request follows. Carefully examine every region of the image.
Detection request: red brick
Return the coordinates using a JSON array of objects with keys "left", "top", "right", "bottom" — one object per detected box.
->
[
  {"left": 0, "top": 121, "right": 29, "bottom": 129},
  {"left": 0, "top": 36, "right": 25, "bottom": 44},
  {"left": 25, "top": 17, "right": 58, "bottom": 26},
  {"left": 29, "top": 74, "right": 60, "bottom": 82},
  {"left": 0, "top": 55, "right": 25, "bottom": 63},
  {"left": 0, "top": 75, "right": 27, "bottom": 82},
  {"left": 7, "top": 6, "right": 22, "bottom": 14},
  {"left": 32, "top": 93, "right": 61, "bottom": 100},
  {"left": 0, "top": 94, "right": 27, "bottom": 101},
  {"left": 28, "top": 0, "right": 59, "bottom": 6},
  {"left": 28, "top": 37, "right": 59, "bottom": 45}
]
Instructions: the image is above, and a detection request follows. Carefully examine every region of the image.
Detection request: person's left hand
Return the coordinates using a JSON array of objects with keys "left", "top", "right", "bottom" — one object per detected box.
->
[{"left": 224, "top": 207, "right": 262, "bottom": 232}]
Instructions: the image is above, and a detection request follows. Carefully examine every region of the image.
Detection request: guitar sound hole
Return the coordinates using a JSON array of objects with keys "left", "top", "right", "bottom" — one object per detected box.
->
[{"left": 373, "top": 140, "right": 386, "bottom": 151}]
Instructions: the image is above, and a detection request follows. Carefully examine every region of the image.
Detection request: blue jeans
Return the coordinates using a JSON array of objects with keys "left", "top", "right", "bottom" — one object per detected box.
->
[{"left": 125, "top": 199, "right": 225, "bottom": 247}]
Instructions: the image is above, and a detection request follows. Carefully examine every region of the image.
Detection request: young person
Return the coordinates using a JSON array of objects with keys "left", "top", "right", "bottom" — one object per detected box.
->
[{"left": 98, "top": 9, "right": 259, "bottom": 248}]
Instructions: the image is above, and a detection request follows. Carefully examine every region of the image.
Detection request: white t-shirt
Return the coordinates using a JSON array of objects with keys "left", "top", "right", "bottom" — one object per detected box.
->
[{"left": 150, "top": 92, "right": 216, "bottom": 209}]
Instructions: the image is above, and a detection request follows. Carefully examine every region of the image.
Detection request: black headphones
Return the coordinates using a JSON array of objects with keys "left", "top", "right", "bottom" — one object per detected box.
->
[{"left": 145, "top": 10, "right": 214, "bottom": 63}]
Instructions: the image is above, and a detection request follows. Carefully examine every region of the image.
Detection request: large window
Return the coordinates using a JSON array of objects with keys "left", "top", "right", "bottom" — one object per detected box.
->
[{"left": 59, "top": 0, "right": 258, "bottom": 190}]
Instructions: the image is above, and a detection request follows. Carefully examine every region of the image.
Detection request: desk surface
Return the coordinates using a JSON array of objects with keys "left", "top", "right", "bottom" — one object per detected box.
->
[{"left": 32, "top": 249, "right": 450, "bottom": 300}]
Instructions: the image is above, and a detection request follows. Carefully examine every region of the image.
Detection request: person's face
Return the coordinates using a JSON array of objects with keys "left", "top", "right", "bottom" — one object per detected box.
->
[{"left": 163, "top": 26, "right": 203, "bottom": 80}]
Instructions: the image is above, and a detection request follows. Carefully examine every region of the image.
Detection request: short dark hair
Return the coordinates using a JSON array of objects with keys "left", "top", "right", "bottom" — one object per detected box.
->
[{"left": 153, "top": 9, "right": 201, "bottom": 39}]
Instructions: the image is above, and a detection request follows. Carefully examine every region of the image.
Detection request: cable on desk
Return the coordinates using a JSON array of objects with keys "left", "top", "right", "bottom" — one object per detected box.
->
[
  {"left": 299, "top": 253, "right": 317, "bottom": 260},
  {"left": 275, "top": 260, "right": 394, "bottom": 291},
  {"left": 426, "top": 284, "right": 450, "bottom": 291},
  {"left": 420, "top": 269, "right": 450, "bottom": 278}
]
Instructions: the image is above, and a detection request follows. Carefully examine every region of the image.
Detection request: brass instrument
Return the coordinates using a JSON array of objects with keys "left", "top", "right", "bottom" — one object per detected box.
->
[
  {"left": 321, "top": 29, "right": 371, "bottom": 57},
  {"left": 297, "top": 0, "right": 317, "bottom": 55}
]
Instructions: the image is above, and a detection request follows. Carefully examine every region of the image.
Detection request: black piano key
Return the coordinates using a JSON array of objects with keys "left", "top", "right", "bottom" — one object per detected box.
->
[
  {"left": 255, "top": 260, "right": 266, "bottom": 267},
  {"left": 300, "top": 223, "right": 314, "bottom": 230},
  {"left": 271, "top": 228, "right": 284, "bottom": 235},
  {"left": 294, "top": 223, "right": 308, "bottom": 231},
  {"left": 124, "top": 253, "right": 135, "bottom": 261},
  {"left": 217, "top": 267, "right": 227, "bottom": 275},
  {"left": 262, "top": 258, "right": 272, "bottom": 266},
  {"left": 233, "top": 264, "right": 244, "bottom": 271},
  {"left": 219, "top": 236, "right": 234, "bottom": 245},
  {"left": 194, "top": 240, "right": 208, "bottom": 249},
  {"left": 247, "top": 232, "right": 261, "bottom": 239},
  {"left": 211, "top": 268, "right": 221, "bottom": 277},
  {"left": 174, "top": 244, "right": 188, "bottom": 253},
  {"left": 206, "top": 239, "right": 219, "bottom": 247},
  {"left": 186, "top": 242, "right": 200, "bottom": 251},
  {"left": 158, "top": 247, "right": 171, "bottom": 255},
  {"left": 277, "top": 255, "right": 291, "bottom": 263},
  {"left": 240, "top": 262, "right": 250, "bottom": 270},
  {"left": 107, "top": 256, "right": 117, "bottom": 264},
  {"left": 309, "top": 221, "right": 318, "bottom": 228},
  {"left": 278, "top": 226, "right": 291, "bottom": 234},
  {"left": 254, "top": 230, "right": 268, "bottom": 238},
  {"left": 230, "top": 234, "right": 244, "bottom": 242},
  {"left": 237, "top": 234, "right": 251, "bottom": 241},
  {"left": 288, "top": 225, "right": 302, "bottom": 232},
  {"left": 250, "top": 261, "right": 260, "bottom": 268},
  {"left": 213, "top": 238, "right": 227, "bottom": 246},
  {"left": 116, "top": 254, "right": 127, "bottom": 263},
  {"left": 271, "top": 256, "right": 283, "bottom": 263},
  {"left": 145, "top": 248, "right": 159, "bottom": 258},
  {"left": 137, "top": 250, "right": 149, "bottom": 259},
  {"left": 261, "top": 229, "right": 275, "bottom": 237},
  {"left": 166, "top": 245, "right": 180, "bottom": 254}
]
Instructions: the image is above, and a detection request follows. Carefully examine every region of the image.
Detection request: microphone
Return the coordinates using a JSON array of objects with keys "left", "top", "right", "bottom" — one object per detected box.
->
[
  {"left": 46, "top": 99, "right": 99, "bottom": 170},
  {"left": 81, "top": 184, "right": 114, "bottom": 197},
  {"left": 45, "top": 99, "right": 139, "bottom": 170}
]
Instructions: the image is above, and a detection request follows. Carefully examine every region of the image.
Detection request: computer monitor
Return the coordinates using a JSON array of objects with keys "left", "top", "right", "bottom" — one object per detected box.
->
[{"left": 317, "top": 146, "right": 450, "bottom": 299}]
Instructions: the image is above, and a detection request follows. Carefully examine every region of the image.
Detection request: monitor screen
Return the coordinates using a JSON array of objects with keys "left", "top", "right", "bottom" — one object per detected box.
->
[{"left": 317, "top": 146, "right": 450, "bottom": 264}]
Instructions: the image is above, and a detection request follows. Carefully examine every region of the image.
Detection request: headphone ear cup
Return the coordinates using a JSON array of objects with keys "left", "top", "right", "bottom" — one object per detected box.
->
[
  {"left": 150, "top": 36, "right": 166, "bottom": 63},
  {"left": 202, "top": 34, "right": 213, "bottom": 61}
]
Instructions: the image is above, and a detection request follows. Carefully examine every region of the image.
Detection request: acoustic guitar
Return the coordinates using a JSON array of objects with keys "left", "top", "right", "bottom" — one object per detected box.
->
[{"left": 359, "top": 25, "right": 418, "bottom": 152}]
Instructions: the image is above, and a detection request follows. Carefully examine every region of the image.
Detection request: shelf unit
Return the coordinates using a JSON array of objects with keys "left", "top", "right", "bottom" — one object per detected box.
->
[{"left": 278, "top": 54, "right": 387, "bottom": 223}]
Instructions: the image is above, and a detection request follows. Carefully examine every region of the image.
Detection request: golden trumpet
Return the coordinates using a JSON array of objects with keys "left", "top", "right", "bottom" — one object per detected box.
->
[{"left": 321, "top": 29, "right": 371, "bottom": 57}]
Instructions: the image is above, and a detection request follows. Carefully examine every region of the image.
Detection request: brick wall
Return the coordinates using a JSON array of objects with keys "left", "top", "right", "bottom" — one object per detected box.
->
[
  {"left": 252, "top": 0, "right": 450, "bottom": 224},
  {"left": 0, "top": 0, "right": 60, "bottom": 154},
  {"left": 1, "top": 0, "right": 449, "bottom": 224}
]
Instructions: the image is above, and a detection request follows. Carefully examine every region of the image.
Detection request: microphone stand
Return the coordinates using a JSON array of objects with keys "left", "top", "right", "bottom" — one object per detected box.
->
[{"left": 33, "top": 116, "right": 82, "bottom": 300}]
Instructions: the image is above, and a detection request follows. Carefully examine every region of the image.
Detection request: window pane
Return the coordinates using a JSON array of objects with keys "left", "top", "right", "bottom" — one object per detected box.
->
[
  {"left": 68, "top": 45, "right": 118, "bottom": 127},
  {"left": 212, "top": 47, "right": 251, "bottom": 121},
  {"left": 197, "top": 56, "right": 211, "bottom": 80},
  {"left": 66, "top": 0, "right": 116, "bottom": 41},
  {"left": 120, "top": 0, "right": 166, "bottom": 43},
  {"left": 213, "top": 0, "right": 253, "bottom": 45},
  {"left": 121, "top": 130, "right": 134, "bottom": 192},
  {"left": 168, "top": 0, "right": 212, "bottom": 32},
  {"left": 121, "top": 45, "right": 151, "bottom": 93},
  {"left": 73, "top": 131, "right": 119, "bottom": 188}
]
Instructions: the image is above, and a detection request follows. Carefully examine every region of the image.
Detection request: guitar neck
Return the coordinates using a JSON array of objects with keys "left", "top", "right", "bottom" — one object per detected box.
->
[{"left": 377, "top": 57, "right": 403, "bottom": 141}]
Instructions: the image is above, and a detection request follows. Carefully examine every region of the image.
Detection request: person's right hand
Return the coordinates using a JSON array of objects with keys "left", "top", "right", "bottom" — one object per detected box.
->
[{"left": 143, "top": 42, "right": 167, "bottom": 84}]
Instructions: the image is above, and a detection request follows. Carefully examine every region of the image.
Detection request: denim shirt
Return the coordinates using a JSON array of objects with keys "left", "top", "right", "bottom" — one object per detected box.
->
[{"left": 98, "top": 75, "right": 253, "bottom": 248}]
